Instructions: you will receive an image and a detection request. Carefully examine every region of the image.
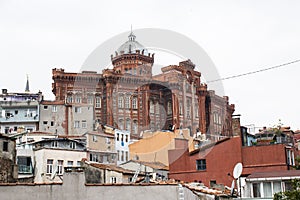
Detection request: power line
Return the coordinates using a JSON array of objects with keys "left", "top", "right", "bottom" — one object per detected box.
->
[{"left": 207, "top": 59, "right": 300, "bottom": 83}]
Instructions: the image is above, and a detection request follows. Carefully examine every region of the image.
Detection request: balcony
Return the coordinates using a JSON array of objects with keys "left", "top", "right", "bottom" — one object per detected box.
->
[{"left": 18, "top": 165, "right": 33, "bottom": 174}]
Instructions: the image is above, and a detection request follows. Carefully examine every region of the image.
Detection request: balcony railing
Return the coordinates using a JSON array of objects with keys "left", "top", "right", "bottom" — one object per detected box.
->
[{"left": 18, "top": 165, "right": 33, "bottom": 174}]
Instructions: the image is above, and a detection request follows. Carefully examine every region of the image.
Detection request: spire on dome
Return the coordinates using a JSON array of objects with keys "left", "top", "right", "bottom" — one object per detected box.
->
[
  {"left": 25, "top": 74, "right": 30, "bottom": 93},
  {"left": 128, "top": 25, "right": 136, "bottom": 41}
]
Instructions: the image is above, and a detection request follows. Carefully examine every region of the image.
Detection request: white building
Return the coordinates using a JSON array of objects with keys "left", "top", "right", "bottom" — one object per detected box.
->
[{"left": 114, "top": 129, "right": 130, "bottom": 165}]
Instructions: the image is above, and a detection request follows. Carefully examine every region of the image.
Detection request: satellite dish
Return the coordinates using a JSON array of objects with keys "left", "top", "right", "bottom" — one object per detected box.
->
[
  {"left": 233, "top": 163, "right": 243, "bottom": 179},
  {"left": 230, "top": 180, "right": 235, "bottom": 196}
]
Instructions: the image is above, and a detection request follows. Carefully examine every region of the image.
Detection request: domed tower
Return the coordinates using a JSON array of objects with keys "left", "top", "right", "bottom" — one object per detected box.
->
[{"left": 111, "top": 31, "right": 154, "bottom": 79}]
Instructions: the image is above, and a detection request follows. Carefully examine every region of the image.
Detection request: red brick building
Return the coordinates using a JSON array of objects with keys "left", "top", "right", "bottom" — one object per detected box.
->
[
  {"left": 168, "top": 130, "right": 297, "bottom": 187},
  {"left": 52, "top": 31, "right": 235, "bottom": 138}
]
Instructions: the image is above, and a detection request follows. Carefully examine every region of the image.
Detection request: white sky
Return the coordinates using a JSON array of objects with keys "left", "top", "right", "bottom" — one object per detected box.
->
[{"left": 0, "top": 0, "right": 300, "bottom": 130}]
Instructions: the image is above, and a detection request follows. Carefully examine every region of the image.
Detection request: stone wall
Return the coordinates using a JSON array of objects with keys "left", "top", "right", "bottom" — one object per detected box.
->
[{"left": 0, "top": 171, "right": 203, "bottom": 200}]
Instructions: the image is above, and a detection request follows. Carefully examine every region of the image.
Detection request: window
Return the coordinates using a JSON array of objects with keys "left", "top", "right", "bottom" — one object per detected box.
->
[
  {"left": 95, "top": 97, "right": 101, "bottom": 108},
  {"left": 196, "top": 159, "right": 206, "bottom": 170},
  {"left": 17, "top": 156, "right": 32, "bottom": 173},
  {"left": 286, "top": 149, "right": 295, "bottom": 166},
  {"left": 82, "top": 120, "right": 87, "bottom": 128},
  {"left": 74, "top": 107, "right": 81, "bottom": 113},
  {"left": 132, "top": 97, "right": 137, "bottom": 109},
  {"left": 186, "top": 100, "right": 190, "bottom": 118},
  {"left": 263, "top": 182, "right": 272, "bottom": 197},
  {"left": 117, "top": 133, "right": 119, "bottom": 141},
  {"left": 3, "top": 141, "right": 8, "bottom": 152},
  {"left": 87, "top": 96, "right": 93, "bottom": 105},
  {"left": 125, "top": 151, "right": 129, "bottom": 161},
  {"left": 117, "top": 150, "right": 120, "bottom": 161},
  {"left": 77, "top": 161, "right": 81, "bottom": 166},
  {"left": 125, "top": 96, "right": 130, "bottom": 109},
  {"left": 125, "top": 135, "right": 128, "bottom": 143},
  {"left": 118, "top": 119, "right": 124, "bottom": 130},
  {"left": 179, "top": 102, "right": 183, "bottom": 115},
  {"left": 167, "top": 101, "right": 172, "bottom": 115},
  {"left": 46, "top": 159, "right": 53, "bottom": 174},
  {"left": 118, "top": 96, "right": 124, "bottom": 108},
  {"left": 67, "top": 161, "right": 73, "bottom": 166},
  {"left": 150, "top": 101, "right": 154, "bottom": 114},
  {"left": 106, "top": 137, "right": 111, "bottom": 144},
  {"left": 75, "top": 96, "right": 81, "bottom": 103},
  {"left": 43, "top": 121, "right": 48, "bottom": 125},
  {"left": 133, "top": 120, "right": 138, "bottom": 135},
  {"left": 52, "top": 105, "right": 57, "bottom": 112},
  {"left": 51, "top": 121, "right": 54, "bottom": 126},
  {"left": 57, "top": 160, "right": 63, "bottom": 175},
  {"left": 252, "top": 183, "right": 261, "bottom": 197},
  {"left": 90, "top": 153, "right": 99, "bottom": 162},
  {"left": 121, "top": 151, "right": 124, "bottom": 161},
  {"left": 125, "top": 118, "right": 131, "bottom": 131},
  {"left": 15, "top": 110, "right": 18, "bottom": 115},
  {"left": 74, "top": 121, "right": 80, "bottom": 128},
  {"left": 51, "top": 141, "right": 58, "bottom": 148},
  {"left": 70, "top": 142, "right": 76, "bottom": 149},
  {"left": 155, "top": 102, "right": 160, "bottom": 114},
  {"left": 44, "top": 105, "right": 48, "bottom": 110},
  {"left": 67, "top": 96, "right": 73, "bottom": 103},
  {"left": 110, "top": 177, "right": 117, "bottom": 183}
]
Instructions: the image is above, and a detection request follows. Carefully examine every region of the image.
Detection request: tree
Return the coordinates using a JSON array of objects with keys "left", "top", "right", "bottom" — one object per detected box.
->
[{"left": 274, "top": 179, "right": 300, "bottom": 200}]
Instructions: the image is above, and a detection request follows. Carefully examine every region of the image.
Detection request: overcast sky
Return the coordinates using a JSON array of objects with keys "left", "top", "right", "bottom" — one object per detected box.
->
[{"left": 1, "top": 0, "right": 300, "bottom": 130}]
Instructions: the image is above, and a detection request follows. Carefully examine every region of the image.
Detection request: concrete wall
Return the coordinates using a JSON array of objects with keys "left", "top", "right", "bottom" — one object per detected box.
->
[{"left": 0, "top": 172, "right": 201, "bottom": 200}]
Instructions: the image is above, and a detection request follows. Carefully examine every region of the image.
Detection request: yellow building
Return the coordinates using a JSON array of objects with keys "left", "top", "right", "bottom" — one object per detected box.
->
[{"left": 129, "top": 129, "right": 192, "bottom": 166}]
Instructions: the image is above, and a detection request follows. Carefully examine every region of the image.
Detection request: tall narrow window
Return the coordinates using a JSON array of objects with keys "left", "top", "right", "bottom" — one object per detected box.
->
[
  {"left": 46, "top": 159, "right": 53, "bottom": 174},
  {"left": 75, "top": 96, "right": 81, "bottom": 103},
  {"left": 126, "top": 118, "right": 131, "bottom": 131},
  {"left": 167, "top": 101, "right": 172, "bottom": 115},
  {"left": 186, "top": 99, "right": 190, "bottom": 119},
  {"left": 52, "top": 105, "right": 57, "bottom": 112},
  {"left": 87, "top": 96, "right": 93, "bottom": 105},
  {"left": 3, "top": 141, "right": 8, "bottom": 152},
  {"left": 57, "top": 160, "right": 63, "bottom": 175},
  {"left": 67, "top": 96, "right": 73, "bottom": 103},
  {"left": 82, "top": 120, "right": 87, "bottom": 128},
  {"left": 118, "top": 96, "right": 124, "bottom": 108},
  {"left": 133, "top": 120, "right": 138, "bottom": 135},
  {"left": 95, "top": 97, "right": 101, "bottom": 108},
  {"left": 150, "top": 101, "right": 154, "bottom": 114},
  {"left": 125, "top": 96, "right": 130, "bottom": 109},
  {"left": 132, "top": 97, "right": 137, "bottom": 109},
  {"left": 179, "top": 102, "right": 183, "bottom": 115}
]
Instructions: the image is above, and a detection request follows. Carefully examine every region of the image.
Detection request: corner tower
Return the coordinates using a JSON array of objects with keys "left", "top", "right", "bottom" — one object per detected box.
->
[{"left": 110, "top": 31, "right": 154, "bottom": 79}]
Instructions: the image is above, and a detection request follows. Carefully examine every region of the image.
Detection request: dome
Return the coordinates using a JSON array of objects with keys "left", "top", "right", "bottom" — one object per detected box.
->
[{"left": 117, "top": 31, "right": 148, "bottom": 55}]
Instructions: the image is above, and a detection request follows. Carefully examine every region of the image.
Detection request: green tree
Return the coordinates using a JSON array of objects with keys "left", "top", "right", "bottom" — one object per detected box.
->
[{"left": 274, "top": 179, "right": 300, "bottom": 200}]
